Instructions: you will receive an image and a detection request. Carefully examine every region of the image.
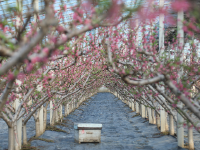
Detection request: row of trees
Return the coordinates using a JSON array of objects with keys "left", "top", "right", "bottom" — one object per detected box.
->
[{"left": 0, "top": 0, "right": 200, "bottom": 150}]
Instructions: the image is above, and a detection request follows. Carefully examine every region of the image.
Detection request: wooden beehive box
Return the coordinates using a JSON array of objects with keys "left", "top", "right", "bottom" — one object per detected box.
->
[{"left": 74, "top": 123, "right": 102, "bottom": 143}]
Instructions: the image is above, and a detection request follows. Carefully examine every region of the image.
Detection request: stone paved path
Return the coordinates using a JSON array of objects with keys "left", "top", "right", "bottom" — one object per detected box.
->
[{"left": 31, "top": 93, "right": 186, "bottom": 150}]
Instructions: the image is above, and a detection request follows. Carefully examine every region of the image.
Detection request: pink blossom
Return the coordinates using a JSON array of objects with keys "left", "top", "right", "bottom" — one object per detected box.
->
[
  {"left": 43, "top": 48, "right": 49, "bottom": 54},
  {"left": 171, "top": 0, "right": 190, "bottom": 12},
  {"left": 31, "top": 57, "right": 40, "bottom": 63},
  {"left": 64, "top": 5, "right": 67, "bottom": 11},
  {"left": 8, "top": 73, "right": 15, "bottom": 81},
  {"left": 56, "top": 25, "right": 65, "bottom": 32}
]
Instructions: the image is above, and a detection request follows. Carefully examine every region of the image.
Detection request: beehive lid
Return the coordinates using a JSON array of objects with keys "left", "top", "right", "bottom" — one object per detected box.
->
[{"left": 74, "top": 123, "right": 102, "bottom": 130}]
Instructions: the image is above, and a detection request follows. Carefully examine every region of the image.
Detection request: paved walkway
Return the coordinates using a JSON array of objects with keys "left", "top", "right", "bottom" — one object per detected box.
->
[{"left": 30, "top": 93, "right": 186, "bottom": 150}]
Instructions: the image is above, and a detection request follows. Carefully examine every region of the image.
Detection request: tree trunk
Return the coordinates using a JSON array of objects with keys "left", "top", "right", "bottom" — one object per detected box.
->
[
  {"left": 14, "top": 122, "right": 20, "bottom": 150},
  {"left": 156, "top": 112, "right": 160, "bottom": 128},
  {"left": 22, "top": 124, "right": 27, "bottom": 145},
  {"left": 35, "top": 118, "right": 40, "bottom": 137},
  {"left": 55, "top": 109, "right": 59, "bottom": 122},
  {"left": 51, "top": 110, "right": 56, "bottom": 126},
  {"left": 152, "top": 109, "right": 156, "bottom": 124},
  {"left": 43, "top": 107, "right": 47, "bottom": 132},
  {"left": 65, "top": 104, "right": 68, "bottom": 116},
  {"left": 8, "top": 126, "right": 15, "bottom": 150}
]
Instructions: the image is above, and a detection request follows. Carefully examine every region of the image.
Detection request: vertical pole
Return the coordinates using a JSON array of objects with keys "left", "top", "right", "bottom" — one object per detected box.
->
[
  {"left": 159, "top": 0, "right": 164, "bottom": 54},
  {"left": 176, "top": 1, "right": 185, "bottom": 147},
  {"left": 159, "top": 0, "right": 166, "bottom": 133}
]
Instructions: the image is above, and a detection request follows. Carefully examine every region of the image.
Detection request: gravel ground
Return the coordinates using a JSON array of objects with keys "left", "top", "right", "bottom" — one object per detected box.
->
[{"left": 0, "top": 92, "right": 198, "bottom": 150}]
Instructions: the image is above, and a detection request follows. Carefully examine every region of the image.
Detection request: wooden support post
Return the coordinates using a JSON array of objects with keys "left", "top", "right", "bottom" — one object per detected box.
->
[{"left": 169, "top": 114, "right": 174, "bottom": 135}]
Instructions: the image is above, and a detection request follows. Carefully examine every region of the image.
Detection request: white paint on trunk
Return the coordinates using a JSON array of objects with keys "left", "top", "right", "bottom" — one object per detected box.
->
[
  {"left": 132, "top": 101, "right": 135, "bottom": 111},
  {"left": 60, "top": 105, "right": 63, "bottom": 122},
  {"left": 22, "top": 125, "right": 27, "bottom": 145},
  {"left": 8, "top": 127, "right": 14, "bottom": 150},
  {"left": 177, "top": 110, "right": 184, "bottom": 147},
  {"left": 50, "top": 101, "right": 53, "bottom": 125},
  {"left": 136, "top": 102, "right": 139, "bottom": 114},
  {"left": 39, "top": 106, "right": 44, "bottom": 135},
  {"left": 148, "top": 108, "right": 153, "bottom": 124},
  {"left": 141, "top": 105, "right": 145, "bottom": 118},
  {"left": 160, "top": 106, "right": 166, "bottom": 132},
  {"left": 165, "top": 112, "right": 169, "bottom": 132},
  {"left": 169, "top": 114, "right": 174, "bottom": 135},
  {"left": 188, "top": 123, "right": 194, "bottom": 150},
  {"left": 156, "top": 112, "right": 160, "bottom": 128},
  {"left": 15, "top": 98, "right": 22, "bottom": 150},
  {"left": 152, "top": 109, "right": 156, "bottom": 124}
]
